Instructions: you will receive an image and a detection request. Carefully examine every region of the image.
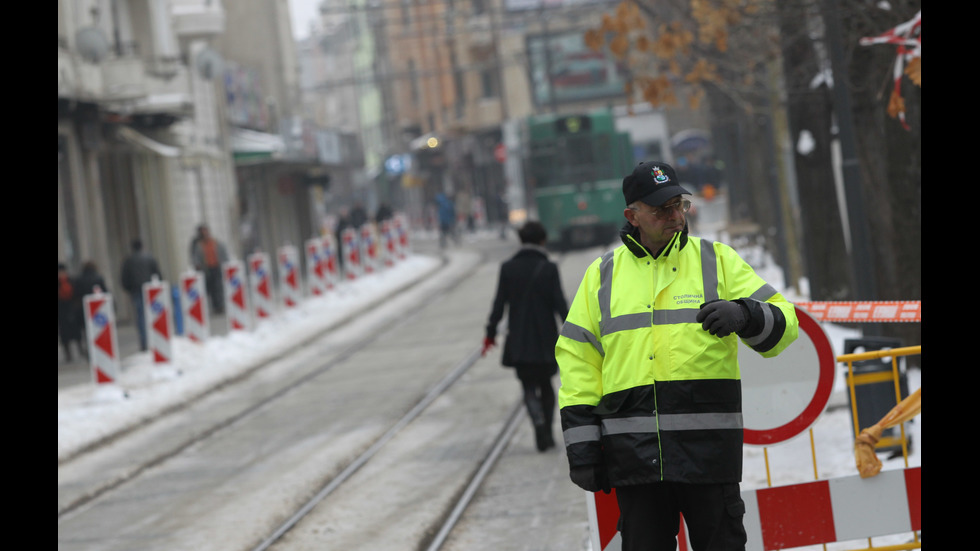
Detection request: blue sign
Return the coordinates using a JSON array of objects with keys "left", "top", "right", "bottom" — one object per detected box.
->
[{"left": 385, "top": 154, "right": 412, "bottom": 175}]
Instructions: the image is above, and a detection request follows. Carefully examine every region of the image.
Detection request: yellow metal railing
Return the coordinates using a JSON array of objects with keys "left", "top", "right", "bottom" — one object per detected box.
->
[
  {"left": 839, "top": 345, "right": 921, "bottom": 463},
  {"left": 834, "top": 345, "right": 922, "bottom": 551}
]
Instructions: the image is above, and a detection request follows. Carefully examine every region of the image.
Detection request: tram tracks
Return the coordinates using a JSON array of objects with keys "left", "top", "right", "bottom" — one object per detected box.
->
[{"left": 58, "top": 243, "right": 593, "bottom": 551}]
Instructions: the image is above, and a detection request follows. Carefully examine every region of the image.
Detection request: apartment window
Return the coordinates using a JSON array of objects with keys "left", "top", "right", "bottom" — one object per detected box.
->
[
  {"left": 401, "top": 0, "right": 412, "bottom": 25},
  {"left": 480, "top": 69, "right": 499, "bottom": 99},
  {"left": 409, "top": 60, "right": 420, "bottom": 106}
]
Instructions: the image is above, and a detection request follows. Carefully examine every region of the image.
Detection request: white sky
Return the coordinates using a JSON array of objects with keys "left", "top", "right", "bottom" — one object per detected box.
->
[
  {"left": 58, "top": 229, "right": 921, "bottom": 550},
  {"left": 289, "top": 0, "right": 321, "bottom": 41}
]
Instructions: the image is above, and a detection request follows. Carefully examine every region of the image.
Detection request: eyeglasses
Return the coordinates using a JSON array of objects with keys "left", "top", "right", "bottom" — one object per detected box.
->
[{"left": 631, "top": 199, "right": 692, "bottom": 220}]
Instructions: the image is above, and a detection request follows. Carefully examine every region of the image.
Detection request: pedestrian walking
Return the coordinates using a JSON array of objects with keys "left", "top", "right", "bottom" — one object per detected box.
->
[
  {"left": 556, "top": 161, "right": 800, "bottom": 550},
  {"left": 58, "top": 263, "right": 85, "bottom": 361},
  {"left": 435, "top": 192, "right": 457, "bottom": 248},
  {"left": 191, "top": 224, "right": 230, "bottom": 315},
  {"left": 120, "top": 238, "right": 162, "bottom": 351},
  {"left": 482, "top": 221, "right": 569, "bottom": 452}
]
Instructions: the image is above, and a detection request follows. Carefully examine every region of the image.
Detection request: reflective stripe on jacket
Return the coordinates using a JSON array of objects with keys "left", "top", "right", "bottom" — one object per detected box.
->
[{"left": 556, "top": 228, "right": 798, "bottom": 486}]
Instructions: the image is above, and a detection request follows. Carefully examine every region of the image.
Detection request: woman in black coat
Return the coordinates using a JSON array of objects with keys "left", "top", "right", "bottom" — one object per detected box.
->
[{"left": 483, "top": 221, "right": 569, "bottom": 451}]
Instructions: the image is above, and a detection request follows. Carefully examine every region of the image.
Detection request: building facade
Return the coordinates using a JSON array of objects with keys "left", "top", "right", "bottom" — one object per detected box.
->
[{"left": 58, "top": 0, "right": 237, "bottom": 324}]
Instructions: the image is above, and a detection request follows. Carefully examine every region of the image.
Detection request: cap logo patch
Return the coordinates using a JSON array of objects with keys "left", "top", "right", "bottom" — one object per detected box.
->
[{"left": 651, "top": 166, "right": 670, "bottom": 183}]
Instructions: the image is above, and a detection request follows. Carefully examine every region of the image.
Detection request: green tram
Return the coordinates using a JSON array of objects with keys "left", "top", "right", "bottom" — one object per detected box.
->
[{"left": 525, "top": 110, "right": 634, "bottom": 251}]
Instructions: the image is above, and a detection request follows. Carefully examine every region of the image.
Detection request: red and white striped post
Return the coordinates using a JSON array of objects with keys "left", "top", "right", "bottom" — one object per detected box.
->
[
  {"left": 143, "top": 276, "right": 174, "bottom": 364},
  {"left": 322, "top": 234, "right": 340, "bottom": 289},
  {"left": 394, "top": 214, "right": 410, "bottom": 259},
  {"left": 342, "top": 227, "right": 361, "bottom": 280},
  {"left": 277, "top": 245, "right": 301, "bottom": 309},
  {"left": 381, "top": 220, "right": 396, "bottom": 267},
  {"left": 180, "top": 270, "right": 209, "bottom": 343},
  {"left": 83, "top": 287, "right": 120, "bottom": 385},
  {"left": 248, "top": 252, "right": 274, "bottom": 322},
  {"left": 360, "top": 224, "right": 379, "bottom": 274},
  {"left": 223, "top": 260, "right": 251, "bottom": 332},
  {"left": 305, "top": 237, "right": 327, "bottom": 297}
]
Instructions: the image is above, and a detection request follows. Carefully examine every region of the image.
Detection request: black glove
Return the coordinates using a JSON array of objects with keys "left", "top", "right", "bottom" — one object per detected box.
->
[
  {"left": 569, "top": 465, "right": 611, "bottom": 494},
  {"left": 697, "top": 299, "right": 749, "bottom": 337}
]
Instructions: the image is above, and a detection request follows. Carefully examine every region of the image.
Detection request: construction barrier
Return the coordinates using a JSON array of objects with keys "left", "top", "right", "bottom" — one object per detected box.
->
[
  {"left": 342, "top": 227, "right": 361, "bottom": 280},
  {"left": 83, "top": 287, "right": 120, "bottom": 385},
  {"left": 381, "top": 220, "right": 397, "bottom": 267},
  {"left": 394, "top": 214, "right": 410, "bottom": 259},
  {"left": 143, "top": 276, "right": 174, "bottom": 364},
  {"left": 223, "top": 260, "right": 251, "bottom": 331},
  {"left": 180, "top": 270, "right": 209, "bottom": 343},
  {"left": 360, "top": 224, "right": 379, "bottom": 274},
  {"left": 588, "top": 316, "right": 922, "bottom": 551},
  {"left": 839, "top": 345, "right": 921, "bottom": 467},
  {"left": 277, "top": 245, "right": 301, "bottom": 309},
  {"left": 248, "top": 252, "right": 274, "bottom": 321},
  {"left": 305, "top": 237, "right": 328, "bottom": 297},
  {"left": 796, "top": 301, "right": 920, "bottom": 323},
  {"left": 322, "top": 233, "right": 340, "bottom": 289}
]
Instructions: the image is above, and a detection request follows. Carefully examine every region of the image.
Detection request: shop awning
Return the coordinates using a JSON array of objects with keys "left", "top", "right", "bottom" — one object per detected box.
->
[
  {"left": 231, "top": 128, "right": 286, "bottom": 163},
  {"left": 117, "top": 126, "right": 181, "bottom": 157}
]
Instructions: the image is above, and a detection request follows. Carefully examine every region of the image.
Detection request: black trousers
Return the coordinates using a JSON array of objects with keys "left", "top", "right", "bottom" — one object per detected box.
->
[
  {"left": 204, "top": 266, "right": 224, "bottom": 313},
  {"left": 514, "top": 364, "right": 556, "bottom": 427},
  {"left": 616, "top": 481, "right": 747, "bottom": 551}
]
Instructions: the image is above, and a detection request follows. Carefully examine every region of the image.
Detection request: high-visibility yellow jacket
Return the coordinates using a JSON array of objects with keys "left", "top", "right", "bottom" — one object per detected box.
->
[{"left": 556, "top": 225, "right": 798, "bottom": 486}]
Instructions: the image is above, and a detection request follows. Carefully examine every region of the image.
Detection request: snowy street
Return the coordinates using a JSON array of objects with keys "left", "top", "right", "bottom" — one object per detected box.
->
[{"left": 58, "top": 227, "right": 920, "bottom": 551}]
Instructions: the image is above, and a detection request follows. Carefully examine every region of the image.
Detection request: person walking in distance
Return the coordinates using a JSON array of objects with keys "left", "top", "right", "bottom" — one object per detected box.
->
[
  {"left": 482, "top": 221, "right": 569, "bottom": 452},
  {"left": 192, "top": 224, "right": 229, "bottom": 315},
  {"left": 556, "top": 161, "right": 799, "bottom": 550},
  {"left": 58, "top": 263, "right": 85, "bottom": 361},
  {"left": 120, "top": 238, "right": 162, "bottom": 352}
]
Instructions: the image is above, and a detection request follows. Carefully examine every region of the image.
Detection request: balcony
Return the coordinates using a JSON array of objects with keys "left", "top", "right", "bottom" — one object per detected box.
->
[
  {"left": 171, "top": 0, "right": 226, "bottom": 38},
  {"left": 102, "top": 57, "right": 147, "bottom": 101},
  {"left": 58, "top": 47, "right": 78, "bottom": 98},
  {"left": 464, "top": 14, "right": 493, "bottom": 47}
]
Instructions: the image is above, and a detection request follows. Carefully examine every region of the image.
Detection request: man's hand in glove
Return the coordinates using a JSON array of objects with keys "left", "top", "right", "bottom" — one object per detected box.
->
[
  {"left": 481, "top": 337, "right": 495, "bottom": 357},
  {"left": 697, "top": 299, "right": 749, "bottom": 337},
  {"left": 569, "top": 465, "right": 610, "bottom": 494}
]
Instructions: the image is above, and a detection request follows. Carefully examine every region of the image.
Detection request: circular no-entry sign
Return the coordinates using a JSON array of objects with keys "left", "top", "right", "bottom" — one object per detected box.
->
[{"left": 740, "top": 306, "right": 836, "bottom": 446}]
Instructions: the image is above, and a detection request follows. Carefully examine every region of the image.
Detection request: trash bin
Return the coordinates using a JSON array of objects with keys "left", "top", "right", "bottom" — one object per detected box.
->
[
  {"left": 842, "top": 337, "right": 912, "bottom": 457},
  {"left": 171, "top": 285, "right": 183, "bottom": 336}
]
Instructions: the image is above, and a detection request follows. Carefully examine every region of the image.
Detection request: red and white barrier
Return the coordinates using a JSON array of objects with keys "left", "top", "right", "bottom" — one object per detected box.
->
[
  {"left": 796, "top": 301, "right": 920, "bottom": 323},
  {"left": 277, "top": 245, "right": 301, "bottom": 309},
  {"left": 342, "top": 227, "right": 361, "bottom": 280},
  {"left": 381, "top": 220, "right": 397, "bottom": 267},
  {"left": 180, "top": 270, "right": 209, "bottom": 343},
  {"left": 83, "top": 287, "right": 120, "bottom": 385},
  {"left": 322, "top": 234, "right": 340, "bottom": 289},
  {"left": 360, "top": 224, "right": 379, "bottom": 274},
  {"left": 143, "top": 276, "right": 174, "bottom": 364},
  {"left": 305, "top": 237, "right": 328, "bottom": 297},
  {"left": 394, "top": 214, "right": 410, "bottom": 259},
  {"left": 743, "top": 467, "right": 920, "bottom": 550},
  {"left": 223, "top": 260, "right": 251, "bottom": 331},
  {"left": 248, "top": 252, "right": 274, "bottom": 321},
  {"left": 588, "top": 467, "right": 921, "bottom": 551}
]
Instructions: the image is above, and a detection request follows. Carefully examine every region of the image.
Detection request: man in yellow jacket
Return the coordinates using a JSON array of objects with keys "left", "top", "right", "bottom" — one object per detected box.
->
[{"left": 556, "top": 161, "right": 799, "bottom": 550}]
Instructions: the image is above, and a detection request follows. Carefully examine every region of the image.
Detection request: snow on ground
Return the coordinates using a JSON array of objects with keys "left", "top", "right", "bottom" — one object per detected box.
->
[
  {"left": 58, "top": 227, "right": 921, "bottom": 549},
  {"left": 58, "top": 252, "right": 444, "bottom": 461}
]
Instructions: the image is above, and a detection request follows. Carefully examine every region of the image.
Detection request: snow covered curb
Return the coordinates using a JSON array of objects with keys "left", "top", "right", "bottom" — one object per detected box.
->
[{"left": 58, "top": 252, "right": 481, "bottom": 462}]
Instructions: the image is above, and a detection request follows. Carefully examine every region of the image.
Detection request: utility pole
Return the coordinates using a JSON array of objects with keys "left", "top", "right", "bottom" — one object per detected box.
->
[{"left": 821, "top": 0, "right": 878, "bottom": 305}]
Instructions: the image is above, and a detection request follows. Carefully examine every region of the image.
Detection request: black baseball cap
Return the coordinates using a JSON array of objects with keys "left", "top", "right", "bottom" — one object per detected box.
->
[{"left": 622, "top": 161, "right": 691, "bottom": 206}]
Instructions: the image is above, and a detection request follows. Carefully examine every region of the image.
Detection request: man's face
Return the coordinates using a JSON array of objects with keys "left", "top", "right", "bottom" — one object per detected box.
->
[{"left": 624, "top": 195, "right": 688, "bottom": 253}]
